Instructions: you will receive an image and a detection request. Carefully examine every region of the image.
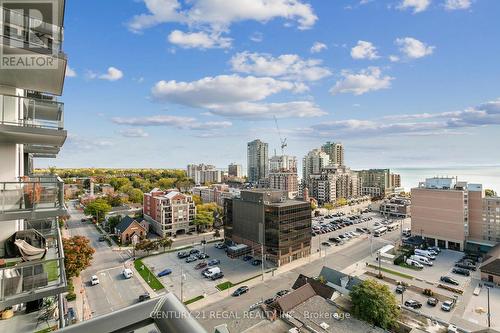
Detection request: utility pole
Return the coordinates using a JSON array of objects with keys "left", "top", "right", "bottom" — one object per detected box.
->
[
  {"left": 487, "top": 287, "right": 491, "bottom": 327},
  {"left": 261, "top": 243, "right": 265, "bottom": 281},
  {"left": 378, "top": 250, "right": 382, "bottom": 277}
]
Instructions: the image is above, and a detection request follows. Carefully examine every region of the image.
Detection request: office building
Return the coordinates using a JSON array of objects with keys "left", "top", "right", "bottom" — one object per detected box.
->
[
  {"left": 302, "top": 149, "right": 330, "bottom": 183},
  {"left": 192, "top": 184, "right": 240, "bottom": 206},
  {"left": 379, "top": 197, "right": 411, "bottom": 218},
  {"left": 228, "top": 163, "right": 242, "bottom": 178},
  {"left": 224, "top": 189, "right": 311, "bottom": 266},
  {"left": 0, "top": 1, "right": 68, "bottom": 327},
  {"left": 321, "top": 142, "right": 344, "bottom": 166},
  {"left": 358, "top": 169, "right": 392, "bottom": 197},
  {"left": 186, "top": 164, "right": 222, "bottom": 185},
  {"left": 247, "top": 139, "right": 268, "bottom": 183},
  {"left": 143, "top": 189, "right": 196, "bottom": 237},
  {"left": 269, "top": 155, "right": 298, "bottom": 198}
]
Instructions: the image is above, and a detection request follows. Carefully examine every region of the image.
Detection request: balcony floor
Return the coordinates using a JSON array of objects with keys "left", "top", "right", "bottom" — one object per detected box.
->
[
  {"left": 0, "top": 124, "right": 67, "bottom": 147},
  {"left": 0, "top": 305, "right": 59, "bottom": 333}
]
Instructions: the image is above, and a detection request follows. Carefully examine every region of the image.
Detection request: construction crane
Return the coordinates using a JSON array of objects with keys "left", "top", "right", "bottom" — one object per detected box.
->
[{"left": 273, "top": 115, "right": 287, "bottom": 155}]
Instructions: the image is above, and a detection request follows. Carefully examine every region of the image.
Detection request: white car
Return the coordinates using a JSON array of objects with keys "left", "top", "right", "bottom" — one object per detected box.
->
[
  {"left": 90, "top": 275, "right": 100, "bottom": 286},
  {"left": 441, "top": 300, "right": 455, "bottom": 311},
  {"left": 122, "top": 268, "right": 133, "bottom": 279}
]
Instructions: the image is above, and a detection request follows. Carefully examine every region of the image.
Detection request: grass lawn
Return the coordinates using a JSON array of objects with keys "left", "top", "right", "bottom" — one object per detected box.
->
[
  {"left": 368, "top": 264, "right": 414, "bottom": 280},
  {"left": 399, "top": 263, "right": 423, "bottom": 271},
  {"left": 134, "top": 259, "right": 165, "bottom": 291},
  {"left": 44, "top": 261, "right": 59, "bottom": 282},
  {"left": 184, "top": 295, "right": 204, "bottom": 305},
  {"left": 216, "top": 281, "right": 234, "bottom": 291}
]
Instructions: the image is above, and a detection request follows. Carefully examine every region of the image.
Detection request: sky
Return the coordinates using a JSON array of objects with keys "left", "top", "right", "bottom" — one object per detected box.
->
[{"left": 47, "top": 0, "right": 500, "bottom": 171}]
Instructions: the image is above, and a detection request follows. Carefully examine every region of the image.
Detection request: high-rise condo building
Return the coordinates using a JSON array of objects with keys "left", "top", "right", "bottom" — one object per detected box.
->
[
  {"left": 0, "top": 1, "right": 68, "bottom": 326},
  {"left": 187, "top": 163, "right": 222, "bottom": 185},
  {"left": 247, "top": 139, "right": 268, "bottom": 184},
  {"left": 307, "top": 165, "right": 361, "bottom": 204},
  {"left": 321, "top": 141, "right": 344, "bottom": 166},
  {"left": 269, "top": 155, "right": 298, "bottom": 199},
  {"left": 302, "top": 149, "right": 330, "bottom": 183},
  {"left": 358, "top": 168, "right": 392, "bottom": 197},
  {"left": 228, "top": 163, "right": 242, "bottom": 178}
]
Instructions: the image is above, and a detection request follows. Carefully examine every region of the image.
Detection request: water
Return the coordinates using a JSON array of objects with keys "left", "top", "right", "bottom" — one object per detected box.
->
[{"left": 392, "top": 165, "right": 500, "bottom": 193}]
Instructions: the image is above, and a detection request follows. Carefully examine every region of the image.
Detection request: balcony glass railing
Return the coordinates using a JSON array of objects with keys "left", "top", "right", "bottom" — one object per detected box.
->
[
  {"left": 0, "top": 94, "right": 64, "bottom": 130},
  {"left": 0, "top": 176, "right": 65, "bottom": 216},
  {"left": 0, "top": 225, "right": 66, "bottom": 305},
  {"left": 1, "top": 7, "right": 63, "bottom": 53}
]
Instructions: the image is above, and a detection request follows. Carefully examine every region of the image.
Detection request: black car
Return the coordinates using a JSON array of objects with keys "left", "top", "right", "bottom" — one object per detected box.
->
[
  {"left": 395, "top": 285, "right": 406, "bottom": 294},
  {"left": 251, "top": 259, "right": 262, "bottom": 266},
  {"left": 210, "top": 272, "right": 224, "bottom": 280},
  {"left": 232, "top": 286, "right": 249, "bottom": 296},
  {"left": 98, "top": 236, "right": 106, "bottom": 242},
  {"left": 242, "top": 255, "right": 253, "bottom": 261},
  {"left": 197, "top": 253, "right": 210, "bottom": 259},
  {"left": 321, "top": 242, "right": 331, "bottom": 247},
  {"left": 455, "top": 262, "right": 476, "bottom": 271},
  {"left": 427, "top": 297, "right": 438, "bottom": 306},
  {"left": 177, "top": 251, "right": 190, "bottom": 259},
  {"left": 264, "top": 297, "right": 275, "bottom": 305},
  {"left": 404, "top": 300, "right": 422, "bottom": 309},
  {"left": 190, "top": 249, "right": 200, "bottom": 255},
  {"left": 138, "top": 293, "right": 151, "bottom": 302},
  {"left": 440, "top": 276, "right": 459, "bottom": 285},
  {"left": 452, "top": 267, "right": 470, "bottom": 276},
  {"left": 276, "top": 289, "right": 290, "bottom": 297}
]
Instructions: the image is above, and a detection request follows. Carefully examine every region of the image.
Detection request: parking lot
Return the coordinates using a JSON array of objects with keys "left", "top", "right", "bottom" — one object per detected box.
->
[
  {"left": 142, "top": 243, "right": 263, "bottom": 301},
  {"left": 464, "top": 285, "right": 500, "bottom": 329}
]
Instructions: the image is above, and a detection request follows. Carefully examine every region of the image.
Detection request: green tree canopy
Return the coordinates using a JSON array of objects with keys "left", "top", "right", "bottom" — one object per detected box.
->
[
  {"left": 109, "top": 177, "right": 131, "bottom": 190},
  {"left": 485, "top": 189, "right": 497, "bottom": 197},
  {"left": 63, "top": 236, "right": 95, "bottom": 279},
  {"left": 156, "top": 177, "right": 177, "bottom": 189},
  {"left": 107, "top": 215, "right": 122, "bottom": 232},
  {"left": 336, "top": 198, "right": 348, "bottom": 207},
  {"left": 105, "top": 194, "right": 123, "bottom": 207},
  {"left": 84, "top": 198, "right": 112, "bottom": 222},
  {"left": 127, "top": 188, "right": 144, "bottom": 204},
  {"left": 350, "top": 279, "right": 400, "bottom": 330}
]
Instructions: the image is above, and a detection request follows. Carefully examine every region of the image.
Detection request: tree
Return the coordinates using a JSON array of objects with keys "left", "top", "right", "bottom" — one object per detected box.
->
[
  {"left": 350, "top": 279, "right": 400, "bottom": 330},
  {"left": 127, "top": 188, "right": 144, "bottom": 204},
  {"left": 156, "top": 177, "right": 177, "bottom": 190},
  {"left": 156, "top": 237, "right": 173, "bottom": 252},
  {"left": 84, "top": 198, "right": 111, "bottom": 223},
  {"left": 310, "top": 201, "right": 318, "bottom": 211},
  {"left": 213, "top": 229, "right": 221, "bottom": 238},
  {"left": 135, "top": 239, "right": 158, "bottom": 255},
  {"left": 192, "top": 194, "right": 202, "bottom": 206},
  {"left": 323, "top": 203, "right": 334, "bottom": 210},
  {"left": 63, "top": 236, "right": 95, "bottom": 279},
  {"left": 485, "top": 189, "right": 497, "bottom": 197},
  {"left": 194, "top": 210, "right": 214, "bottom": 231},
  {"left": 105, "top": 194, "right": 123, "bottom": 207},
  {"left": 109, "top": 177, "right": 131, "bottom": 191},
  {"left": 107, "top": 215, "right": 122, "bottom": 233},
  {"left": 336, "top": 198, "right": 348, "bottom": 207}
]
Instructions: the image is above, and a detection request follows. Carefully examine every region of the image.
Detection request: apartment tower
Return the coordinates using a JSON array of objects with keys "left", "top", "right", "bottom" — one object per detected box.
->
[{"left": 247, "top": 139, "right": 268, "bottom": 184}]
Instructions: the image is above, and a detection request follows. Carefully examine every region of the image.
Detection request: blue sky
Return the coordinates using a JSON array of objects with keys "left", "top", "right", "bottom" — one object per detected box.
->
[{"left": 48, "top": 0, "right": 500, "bottom": 171}]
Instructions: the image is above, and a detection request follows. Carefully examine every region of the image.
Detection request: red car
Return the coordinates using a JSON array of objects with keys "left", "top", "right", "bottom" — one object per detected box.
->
[{"left": 195, "top": 261, "right": 208, "bottom": 270}]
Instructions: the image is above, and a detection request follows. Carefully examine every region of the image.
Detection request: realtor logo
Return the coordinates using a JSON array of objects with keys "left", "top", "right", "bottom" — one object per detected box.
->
[{"left": 0, "top": 0, "right": 60, "bottom": 69}]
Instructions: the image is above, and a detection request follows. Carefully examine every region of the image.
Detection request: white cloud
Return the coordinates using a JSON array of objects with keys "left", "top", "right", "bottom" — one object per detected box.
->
[
  {"left": 444, "top": 0, "right": 471, "bottom": 10},
  {"left": 65, "top": 66, "right": 77, "bottom": 78},
  {"left": 389, "top": 55, "right": 400, "bottom": 62},
  {"left": 310, "top": 42, "right": 327, "bottom": 53},
  {"left": 230, "top": 52, "right": 331, "bottom": 82},
  {"left": 99, "top": 67, "right": 124, "bottom": 81},
  {"left": 150, "top": 74, "right": 324, "bottom": 119},
  {"left": 118, "top": 128, "right": 149, "bottom": 138},
  {"left": 350, "top": 40, "right": 379, "bottom": 60},
  {"left": 250, "top": 32, "right": 264, "bottom": 42},
  {"left": 129, "top": 0, "right": 317, "bottom": 32},
  {"left": 398, "top": 0, "right": 431, "bottom": 13},
  {"left": 112, "top": 115, "right": 232, "bottom": 131},
  {"left": 151, "top": 74, "right": 307, "bottom": 107},
  {"left": 168, "top": 30, "right": 232, "bottom": 49},
  {"left": 66, "top": 134, "right": 115, "bottom": 151},
  {"left": 396, "top": 37, "right": 435, "bottom": 59},
  {"left": 330, "top": 67, "right": 394, "bottom": 95}
]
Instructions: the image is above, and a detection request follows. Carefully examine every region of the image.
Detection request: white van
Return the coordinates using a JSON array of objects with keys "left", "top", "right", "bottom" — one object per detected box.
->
[
  {"left": 402, "top": 228, "right": 411, "bottom": 237},
  {"left": 414, "top": 249, "right": 436, "bottom": 260},
  {"left": 122, "top": 268, "right": 133, "bottom": 279},
  {"left": 204, "top": 267, "right": 221, "bottom": 278},
  {"left": 410, "top": 255, "right": 433, "bottom": 266},
  {"left": 406, "top": 258, "right": 424, "bottom": 269}
]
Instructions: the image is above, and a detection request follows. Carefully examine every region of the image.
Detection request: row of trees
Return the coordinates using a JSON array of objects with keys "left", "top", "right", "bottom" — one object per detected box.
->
[{"left": 134, "top": 237, "right": 173, "bottom": 255}]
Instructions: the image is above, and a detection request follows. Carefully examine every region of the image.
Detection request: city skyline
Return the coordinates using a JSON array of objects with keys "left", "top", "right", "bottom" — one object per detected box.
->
[{"left": 48, "top": 0, "right": 500, "bottom": 170}]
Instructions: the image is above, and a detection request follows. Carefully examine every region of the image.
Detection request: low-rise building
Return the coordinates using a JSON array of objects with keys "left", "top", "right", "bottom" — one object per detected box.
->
[
  {"left": 100, "top": 184, "right": 115, "bottom": 195},
  {"left": 480, "top": 244, "right": 500, "bottom": 284},
  {"left": 192, "top": 184, "right": 240, "bottom": 206},
  {"left": 143, "top": 188, "right": 196, "bottom": 237},
  {"left": 379, "top": 196, "right": 411, "bottom": 218},
  {"left": 115, "top": 216, "right": 148, "bottom": 245},
  {"left": 224, "top": 189, "right": 311, "bottom": 266}
]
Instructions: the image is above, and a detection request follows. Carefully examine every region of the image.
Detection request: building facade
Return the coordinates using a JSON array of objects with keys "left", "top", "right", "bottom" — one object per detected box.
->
[
  {"left": 223, "top": 189, "right": 311, "bottom": 266},
  {"left": 379, "top": 197, "right": 411, "bottom": 218},
  {"left": 247, "top": 139, "right": 268, "bottom": 184},
  {"left": 0, "top": 1, "right": 68, "bottom": 325},
  {"left": 302, "top": 149, "right": 330, "bottom": 183},
  {"left": 143, "top": 189, "right": 196, "bottom": 237},
  {"left": 269, "top": 155, "right": 298, "bottom": 199},
  {"left": 187, "top": 164, "right": 222, "bottom": 185},
  {"left": 358, "top": 169, "right": 392, "bottom": 197},
  {"left": 192, "top": 184, "right": 240, "bottom": 206},
  {"left": 228, "top": 163, "right": 242, "bottom": 178},
  {"left": 306, "top": 166, "right": 360, "bottom": 205},
  {"left": 321, "top": 141, "right": 344, "bottom": 166}
]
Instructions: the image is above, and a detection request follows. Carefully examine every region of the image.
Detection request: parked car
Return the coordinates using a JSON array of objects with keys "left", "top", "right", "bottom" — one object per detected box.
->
[
  {"left": 455, "top": 262, "right": 476, "bottom": 271},
  {"left": 201, "top": 267, "right": 211, "bottom": 276},
  {"left": 210, "top": 272, "right": 224, "bottom": 280},
  {"left": 197, "top": 253, "right": 210, "bottom": 259},
  {"left": 404, "top": 300, "right": 422, "bottom": 309},
  {"left": 440, "top": 276, "right": 459, "bottom": 285},
  {"left": 98, "top": 236, "right": 106, "bottom": 242},
  {"left": 242, "top": 255, "right": 253, "bottom": 261},
  {"left": 215, "top": 243, "right": 226, "bottom": 249},
  {"left": 190, "top": 249, "right": 200, "bottom": 255},
  {"left": 441, "top": 300, "right": 455, "bottom": 311},
  {"left": 232, "top": 286, "right": 249, "bottom": 297},
  {"left": 208, "top": 259, "right": 220, "bottom": 266},
  {"left": 195, "top": 262, "right": 208, "bottom": 270},
  {"left": 427, "top": 297, "right": 438, "bottom": 306},
  {"left": 452, "top": 267, "right": 470, "bottom": 276},
  {"left": 251, "top": 259, "right": 262, "bottom": 266},
  {"left": 276, "top": 289, "right": 290, "bottom": 297},
  {"left": 122, "top": 268, "right": 133, "bottom": 279},
  {"left": 428, "top": 246, "right": 441, "bottom": 253},
  {"left": 90, "top": 275, "right": 100, "bottom": 286},
  {"left": 264, "top": 297, "right": 276, "bottom": 305},
  {"left": 395, "top": 285, "right": 406, "bottom": 294},
  {"left": 185, "top": 256, "right": 198, "bottom": 263},
  {"left": 138, "top": 293, "right": 151, "bottom": 302},
  {"left": 177, "top": 251, "right": 190, "bottom": 259},
  {"left": 321, "top": 242, "right": 331, "bottom": 247},
  {"left": 157, "top": 268, "right": 172, "bottom": 277}
]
